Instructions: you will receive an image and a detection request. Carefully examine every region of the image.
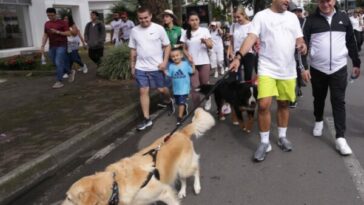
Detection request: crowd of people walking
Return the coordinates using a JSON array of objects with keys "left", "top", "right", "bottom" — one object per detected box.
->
[{"left": 41, "top": 0, "right": 362, "bottom": 162}]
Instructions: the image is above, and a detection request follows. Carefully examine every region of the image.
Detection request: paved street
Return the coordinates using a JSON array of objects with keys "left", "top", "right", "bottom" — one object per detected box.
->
[{"left": 8, "top": 64, "right": 364, "bottom": 205}]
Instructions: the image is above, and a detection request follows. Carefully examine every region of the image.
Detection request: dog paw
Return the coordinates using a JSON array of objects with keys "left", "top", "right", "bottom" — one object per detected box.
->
[
  {"left": 194, "top": 185, "right": 201, "bottom": 195},
  {"left": 178, "top": 190, "right": 187, "bottom": 199}
]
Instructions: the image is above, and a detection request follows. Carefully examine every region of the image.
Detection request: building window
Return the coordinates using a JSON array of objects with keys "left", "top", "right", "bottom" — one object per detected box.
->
[{"left": 0, "top": 3, "right": 32, "bottom": 50}]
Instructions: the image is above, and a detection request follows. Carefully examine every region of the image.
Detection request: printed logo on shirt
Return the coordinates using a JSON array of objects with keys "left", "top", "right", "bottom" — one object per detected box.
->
[
  {"left": 339, "top": 21, "right": 343, "bottom": 24},
  {"left": 173, "top": 69, "right": 186, "bottom": 79}
]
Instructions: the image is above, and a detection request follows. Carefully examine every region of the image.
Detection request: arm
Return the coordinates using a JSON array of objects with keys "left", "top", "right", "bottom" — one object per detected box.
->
[
  {"left": 40, "top": 33, "right": 48, "bottom": 53},
  {"left": 84, "top": 23, "right": 89, "bottom": 44},
  {"left": 229, "top": 33, "right": 258, "bottom": 72},
  {"left": 201, "top": 38, "right": 213, "bottom": 49},
  {"left": 182, "top": 43, "right": 193, "bottom": 64},
  {"left": 77, "top": 29, "right": 86, "bottom": 47},
  {"left": 158, "top": 44, "right": 171, "bottom": 70},
  {"left": 130, "top": 48, "right": 137, "bottom": 77},
  {"left": 227, "top": 35, "right": 234, "bottom": 60},
  {"left": 346, "top": 15, "right": 361, "bottom": 78}
]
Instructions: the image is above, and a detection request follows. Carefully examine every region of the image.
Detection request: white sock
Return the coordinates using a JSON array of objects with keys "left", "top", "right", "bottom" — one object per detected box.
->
[
  {"left": 260, "top": 131, "right": 270, "bottom": 143},
  {"left": 315, "top": 121, "right": 323, "bottom": 129},
  {"left": 278, "top": 127, "right": 287, "bottom": 138}
]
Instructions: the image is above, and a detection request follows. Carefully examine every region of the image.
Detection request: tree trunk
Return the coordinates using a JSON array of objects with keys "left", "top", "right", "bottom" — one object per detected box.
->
[
  {"left": 138, "top": 0, "right": 170, "bottom": 23},
  {"left": 172, "top": 0, "right": 183, "bottom": 26}
]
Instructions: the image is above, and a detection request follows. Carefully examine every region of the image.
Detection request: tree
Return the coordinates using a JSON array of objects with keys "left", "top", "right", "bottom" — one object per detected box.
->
[{"left": 304, "top": 0, "right": 317, "bottom": 15}]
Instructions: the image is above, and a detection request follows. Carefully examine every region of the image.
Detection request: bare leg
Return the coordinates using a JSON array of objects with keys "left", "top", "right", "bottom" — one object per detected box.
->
[
  {"left": 277, "top": 100, "right": 289, "bottom": 127},
  {"left": 258, "top": 97, "right": 272, "bottom": 132},
  {"left": 140, "top": 87, "right": 150, "bottom": 118}
]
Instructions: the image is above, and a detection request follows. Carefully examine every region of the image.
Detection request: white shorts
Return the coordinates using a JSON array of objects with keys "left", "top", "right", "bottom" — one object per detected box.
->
[{"left": 209, "top": 47, "right": 224, "bottom": 68}]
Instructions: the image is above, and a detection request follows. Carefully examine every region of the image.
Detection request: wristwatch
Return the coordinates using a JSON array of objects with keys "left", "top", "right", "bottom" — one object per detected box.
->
[{"left": 235, "top": 51, "right": 243, "bottom": 60}]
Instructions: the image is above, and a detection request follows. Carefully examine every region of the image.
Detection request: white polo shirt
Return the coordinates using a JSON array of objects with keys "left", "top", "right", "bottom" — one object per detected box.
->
[
  {"left": 120, "top": 19, "right": 135, "bottom": 40},
  {"left": 129, "top": 23, "right": 170, "bottom": 71},
  {"left": 180, "top": 27, "right": 211, "bottom": 65},
  {"left": 249, "top": 9, "right": 303, "bottom": 79}
]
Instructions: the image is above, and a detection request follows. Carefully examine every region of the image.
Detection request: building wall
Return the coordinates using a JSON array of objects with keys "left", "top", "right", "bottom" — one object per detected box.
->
[{"left": 0, "top": 0, "right": 117, "bottom": 58}]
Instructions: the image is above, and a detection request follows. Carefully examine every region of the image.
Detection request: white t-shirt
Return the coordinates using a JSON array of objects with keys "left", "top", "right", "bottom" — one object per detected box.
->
[
  {"left": 129, "top": 23, "right": 170, "bottom": 71},
  {"left": 120, "top": 19, "right": 135, "bottom": 40},
  {"left": 249, "top": 9, "right": 303, "bottom": 79},
  {"left": 230, "top": 22, "right": 253, "bottom": 53},
  {"left": 110, "top": 19, "right": 122, "bottom": 41},
  {"left": 210, "top": 29, "right": 224, "bottom": 50},
  {"left": 180, "top": 27, "right": 211, "bottom": 65}
]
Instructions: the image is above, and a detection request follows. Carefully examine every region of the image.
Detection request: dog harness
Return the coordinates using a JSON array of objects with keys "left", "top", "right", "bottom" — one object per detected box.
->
[{"left": 108, "top": 173, "right": 120, "bottom": 205}]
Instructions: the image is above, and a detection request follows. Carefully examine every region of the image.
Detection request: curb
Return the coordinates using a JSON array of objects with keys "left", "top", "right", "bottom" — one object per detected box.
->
[
  {"left": 0, "top": 93, "right": 160, "bottom": 205},
  {"left": 0, "top": 70, "right": 55, "bottom": 77}
]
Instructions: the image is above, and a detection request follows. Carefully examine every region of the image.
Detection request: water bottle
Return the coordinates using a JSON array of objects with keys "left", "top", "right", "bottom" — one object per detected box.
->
[{"left": 41, "top": 54, "right": 46, "bottom": 65}]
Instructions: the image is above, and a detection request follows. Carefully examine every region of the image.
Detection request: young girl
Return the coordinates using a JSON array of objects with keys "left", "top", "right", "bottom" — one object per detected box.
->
[{"left": 180, "top": 12, "right": 213, "bottom": 109}]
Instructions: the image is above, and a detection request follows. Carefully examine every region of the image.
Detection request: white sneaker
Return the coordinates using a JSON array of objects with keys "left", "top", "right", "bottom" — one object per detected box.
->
[
  {"left": 313, "top": 121, "right": 323, "bottom": 137},
  {"left": 335, "top": 138, "right": 352, "bottom": 155},
  {"left": 214, "top": 71, "right": 218, "bottom": 78},
  {"left": 204, "top": 97, "right": 212, "bottom": 111},
  {"left": 221, "top": 68, "right": 225, "bottom": 75},
  {"left": 52, "top": 81, "right": 64, "bottom": 89},
  {"left": 225, "top": 67, "right": 229, "bottom": 72},
  {"left": 62, "top": 74, "right": 69, "bottom": 79},
  {"left": 82, "top": 64, "right": 88, "bottom": 74}
]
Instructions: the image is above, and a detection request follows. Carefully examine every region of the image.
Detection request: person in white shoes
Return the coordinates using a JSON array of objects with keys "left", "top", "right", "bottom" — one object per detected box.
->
[
  {"left": 302, "top": 0, "right": 361, "bottom": 156},
  {"left": 230, "top": 0, "right": 307, "bottom": 162},
  {"left": 180, "top": 12, "right": 213, "bottom": 110},
  {"left": 209, "top": 21, "right": 225, "bottom": 78}
]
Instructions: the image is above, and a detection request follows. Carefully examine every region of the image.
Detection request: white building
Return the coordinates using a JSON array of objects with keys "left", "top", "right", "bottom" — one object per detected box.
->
[{"left": 0, "top": 0, "right": 117, "bottom": 58}]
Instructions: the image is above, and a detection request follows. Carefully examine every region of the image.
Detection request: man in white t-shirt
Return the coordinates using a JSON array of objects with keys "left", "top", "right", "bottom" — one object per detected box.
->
[
  {"left": 129, "top": 7, "right": 174, "bottom": 131},
  {"left": 110, "top": 13, "right": 122, "bottom": 46},
  {"left": 230, "top": 0, "right": 307, "bottom": 162},
  {"left": 120, "top": 12, "right": 135, "bottom": 44}
]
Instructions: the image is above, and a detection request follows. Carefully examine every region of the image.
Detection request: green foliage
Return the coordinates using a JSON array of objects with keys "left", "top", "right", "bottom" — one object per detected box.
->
[
  {"left": 304, "top": 1, "right": 317, "bottom": 15},
  {"left": 106, "top": 0, "right": 138, "bottom": 24},
  {"left": 97, "top": 45, "right": 131, "bottom": 80}
]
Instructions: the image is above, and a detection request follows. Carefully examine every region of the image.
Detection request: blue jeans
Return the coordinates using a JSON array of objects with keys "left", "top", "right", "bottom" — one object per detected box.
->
[
  {"left": 69, "top": 49, "right": 84, "bottom": 68},
  {"left": 49, "top": 46, "right": 69, "bottom": 81}
]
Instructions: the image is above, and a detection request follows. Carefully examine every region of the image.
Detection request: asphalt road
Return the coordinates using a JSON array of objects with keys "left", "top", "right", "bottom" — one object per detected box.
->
[{"left": 8, "top": 63, "right": 364, "bottom": 205}]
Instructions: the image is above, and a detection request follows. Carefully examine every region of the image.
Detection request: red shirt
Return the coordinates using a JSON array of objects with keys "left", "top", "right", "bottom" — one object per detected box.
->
[{"left": 44, "top": 20, "right": 68, "bottom": 47}]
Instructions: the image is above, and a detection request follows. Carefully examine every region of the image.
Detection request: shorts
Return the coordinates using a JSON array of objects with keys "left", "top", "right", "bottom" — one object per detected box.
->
[
  {"left": 174, "top": 95, "right": 188, "bottom": 105},
  {"left": 135, "top": 69, "right": 166, "bottom": 88},
  {"left": 257, "top": 75, "right": 296, "bottom": 102}
]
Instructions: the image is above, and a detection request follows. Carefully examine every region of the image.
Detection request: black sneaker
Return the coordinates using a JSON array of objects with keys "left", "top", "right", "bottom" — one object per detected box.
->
[
  {"left": 167, "top": 98, "right": 176, "bottom": 116},
  {"left": 289, "top": 101, "right": 297, "bottom": 109},
  {"left": 176, "top": 117, "right": 183, "bottom": 126},
  {"left": 136, "top": 118, "right": 153, "bottom": 131}
]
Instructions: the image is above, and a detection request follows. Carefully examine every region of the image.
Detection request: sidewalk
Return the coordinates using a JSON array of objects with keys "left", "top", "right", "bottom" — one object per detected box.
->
[{"left": 0, "top": 65, "right": 159, "bottom": 204}]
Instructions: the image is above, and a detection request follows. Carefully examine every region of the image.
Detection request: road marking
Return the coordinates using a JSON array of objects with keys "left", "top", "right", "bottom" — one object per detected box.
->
[
  {"left": 325, "top": 117, "right": 364, "bottom": 202},
  {"left": 85, "top": 109, "right": 165, "bottom": 164},
  {"left": 0, "top": 79, "right": 7, "bottom": 84}
]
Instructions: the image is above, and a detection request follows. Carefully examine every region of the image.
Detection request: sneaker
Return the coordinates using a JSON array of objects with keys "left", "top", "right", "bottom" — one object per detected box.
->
[
  {"left": 136, "top": 118, "right": 153, "bottom": 131},
  {"left": 313, "top": 121, "right": 323, "bottom": 137},
  {"left": 167, "top": 98, "right": 175, "bottom": 116},
  {"left": 225, "top": 67, "right": 229, "bottom": 72},
  {"left": 254, "top": 143, "right": 272, "bottom": 162},
  {"left": 335, "top": 138, "right": 352, "bottom": 155},
  {"left": 289, "top": 101, "right": 297, "bottom": 109},
  {"left": 214, "top": 71, "right": 218, "bottom": 78},
  {"left": 221, "top": 68, "right": 225, "bottom": 75},
  {"left": 69, "top": 70, "right": 76, "bottom": 83},
  {"left": 176, "top": 117, "right": 183, "bottom": 126},
  {"left": 82, "top": 64, "right": 88, "bottom": 74},
  {"left": 52, "top": 81, "right": 64, "bottom": 89},
  {"left": 204, "top": 97, "right": 212, "bottom": 111},
  {"left": 277, "top": 137, "right": 293, "bottom": 152},
  {"left": 183, "top": 103, "right": 189, "bottom": 116},
  {"left": 62, "top": 74, "right": 69, "bottom": 79}
]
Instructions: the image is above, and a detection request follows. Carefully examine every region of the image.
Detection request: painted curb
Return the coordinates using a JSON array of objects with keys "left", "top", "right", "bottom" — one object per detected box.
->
[{"left": 0, "top": 93, "right": 159, "bottom": 204}]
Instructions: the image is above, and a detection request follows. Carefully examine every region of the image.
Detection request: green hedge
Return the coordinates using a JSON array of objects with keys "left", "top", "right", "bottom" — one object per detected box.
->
[{"left": 97, "top": 45, "right": 131, "bottom": 80}]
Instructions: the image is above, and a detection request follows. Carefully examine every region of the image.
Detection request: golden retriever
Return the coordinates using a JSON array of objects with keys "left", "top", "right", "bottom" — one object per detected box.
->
[{"left": 62, "top": 108, "right": 215, "bottom": 205}]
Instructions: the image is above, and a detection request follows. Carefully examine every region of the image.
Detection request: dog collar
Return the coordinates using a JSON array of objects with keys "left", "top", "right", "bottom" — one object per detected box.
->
[{"left": 108, "top": 173, "right": 120, "bottom": 205}]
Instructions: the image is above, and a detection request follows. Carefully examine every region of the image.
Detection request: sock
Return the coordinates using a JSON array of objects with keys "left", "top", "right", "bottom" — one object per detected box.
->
[
  {"left": 315, "top": 121, "right": 323, "bottom": 129},
  {"left": 260, "top": 131, "right": 270, "bottom": 143},
  {"left": 278, "top": 127, "right": 287, "bottom": 138}
]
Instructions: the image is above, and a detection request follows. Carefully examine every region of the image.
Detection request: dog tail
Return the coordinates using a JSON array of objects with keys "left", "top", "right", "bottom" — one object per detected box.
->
[{"left": 181, "top": 108, "right": 215, "bottom": 138}]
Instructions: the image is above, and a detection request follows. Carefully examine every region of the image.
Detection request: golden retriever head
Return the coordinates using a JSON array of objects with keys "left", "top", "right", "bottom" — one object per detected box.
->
[
  {"left": 192, "top": 108, "right": 215, "bottom": 138},
  {"left": 62, "top": 172, "right": 113, "bottom": 205}
]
